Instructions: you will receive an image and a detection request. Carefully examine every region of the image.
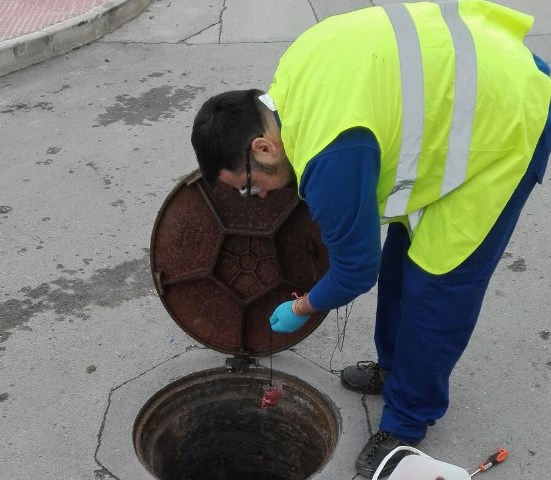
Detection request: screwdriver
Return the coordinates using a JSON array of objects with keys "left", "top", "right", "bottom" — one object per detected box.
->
[{"left": 470, "top": 448, "right": 509, "bottom": 477}]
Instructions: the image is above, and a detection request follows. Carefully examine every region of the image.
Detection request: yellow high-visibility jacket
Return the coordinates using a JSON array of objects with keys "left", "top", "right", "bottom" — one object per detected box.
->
[{"left": 268, "top": 0, "right": 551, "bottom": 274}]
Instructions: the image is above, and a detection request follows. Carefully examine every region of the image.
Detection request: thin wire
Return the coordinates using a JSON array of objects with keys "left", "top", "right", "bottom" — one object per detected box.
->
[
  {"left": 258, "top": 326, "right": 274, "bottom": 406},
  {"left": 269, "top": 326, "right": 273, "bottom": 386},
  {"left": 329, "top": 300, "right": 355, "bottom": 374}
]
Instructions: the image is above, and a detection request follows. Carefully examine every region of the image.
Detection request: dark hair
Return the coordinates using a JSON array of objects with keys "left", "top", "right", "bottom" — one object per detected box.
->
[{"left": 191, "top": 89, "right": 266, "bottom": 185}]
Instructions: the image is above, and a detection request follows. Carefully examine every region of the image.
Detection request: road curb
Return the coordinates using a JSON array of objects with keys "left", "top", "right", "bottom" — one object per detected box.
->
[{"left": 0, "top": 0, "right": 152, "bottom": 78}]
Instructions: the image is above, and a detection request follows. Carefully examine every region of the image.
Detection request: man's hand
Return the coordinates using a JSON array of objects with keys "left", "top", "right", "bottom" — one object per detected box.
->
[{"left": 269, "top": 301, "right": 310, "bottom": 333}]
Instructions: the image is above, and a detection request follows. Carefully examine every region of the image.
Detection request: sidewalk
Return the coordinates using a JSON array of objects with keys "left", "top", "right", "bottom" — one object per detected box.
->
[{"left": 0, "top": 0, "right": 150, "bottom": 76}]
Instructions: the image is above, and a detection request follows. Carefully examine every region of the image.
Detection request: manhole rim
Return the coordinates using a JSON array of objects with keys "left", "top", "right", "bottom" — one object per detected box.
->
[
  {"left": 132, "top": 366, "right": 342, "bottom": 480},
  {"left": 96, "top": 349, "right": 367, "bottom": 480}
]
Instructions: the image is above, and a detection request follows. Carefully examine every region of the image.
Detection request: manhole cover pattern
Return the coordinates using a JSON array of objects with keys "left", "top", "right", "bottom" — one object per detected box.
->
[{"left": 151, "top": 170, "right": 329, "bottom": 356}]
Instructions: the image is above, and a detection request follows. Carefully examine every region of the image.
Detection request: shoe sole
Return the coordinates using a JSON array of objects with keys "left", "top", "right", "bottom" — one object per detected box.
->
[
  {"left": 340, "top": 374, "right": 383, "bottom": 395},
  {"left": 355, "top": 464, "right": 392, "bottom": 479},
  {"left": 355, "top": 459, "right": 399, "bottom": 478},
  {"left": 355, "top": 450, "right": 416, "bottom": 478}
]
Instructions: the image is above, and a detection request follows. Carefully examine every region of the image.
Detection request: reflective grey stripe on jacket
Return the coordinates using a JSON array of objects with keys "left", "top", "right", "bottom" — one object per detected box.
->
[{"left": 382, "top": 1, "right": 477, "bottom": 230}]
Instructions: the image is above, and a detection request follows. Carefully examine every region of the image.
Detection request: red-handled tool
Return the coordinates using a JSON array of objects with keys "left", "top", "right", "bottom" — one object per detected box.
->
[{"left": 470, "top": 449, "right": 509, "bottom": 477}]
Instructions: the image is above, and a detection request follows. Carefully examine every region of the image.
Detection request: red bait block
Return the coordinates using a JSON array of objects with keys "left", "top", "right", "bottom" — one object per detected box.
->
[{"left": 260, "top": 381, "right": 283, "bottom": 408}]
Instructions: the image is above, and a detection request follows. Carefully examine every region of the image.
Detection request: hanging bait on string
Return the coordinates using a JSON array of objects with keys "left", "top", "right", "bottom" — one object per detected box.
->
[{"left": 260, "top": 381, "right": 283, "bottom": 408}]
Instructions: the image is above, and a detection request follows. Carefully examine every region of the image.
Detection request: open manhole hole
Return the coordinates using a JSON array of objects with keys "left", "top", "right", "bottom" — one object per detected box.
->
[{"left": 133, "top": 367, "right": 340, "bottom": 480}]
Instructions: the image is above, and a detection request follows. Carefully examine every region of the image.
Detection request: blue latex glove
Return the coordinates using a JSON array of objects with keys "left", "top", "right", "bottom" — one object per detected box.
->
[{"left": 270, "top": 301, "right": 310, "bottom": 333}]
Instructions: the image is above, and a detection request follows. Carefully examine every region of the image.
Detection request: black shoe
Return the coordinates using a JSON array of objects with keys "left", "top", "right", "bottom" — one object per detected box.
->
[
  {"left": 340, "top": 361, "right": 388, "bottom": 394},
  {"left": 355, "top": 430, "right": 417, "bottom": 478}
]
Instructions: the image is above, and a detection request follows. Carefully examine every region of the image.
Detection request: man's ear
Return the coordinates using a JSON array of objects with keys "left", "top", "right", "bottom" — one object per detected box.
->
[
  {"left": 251, "top": 136, "right": 281, "bottom": 165},
  {"left": 251, "top": 136, "right": 274, "bottom": 155}
]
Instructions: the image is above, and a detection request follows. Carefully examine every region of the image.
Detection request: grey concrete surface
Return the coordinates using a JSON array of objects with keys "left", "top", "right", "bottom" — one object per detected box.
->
[{"left": 1, "top": 1, "right": 550, "bottom": 479}]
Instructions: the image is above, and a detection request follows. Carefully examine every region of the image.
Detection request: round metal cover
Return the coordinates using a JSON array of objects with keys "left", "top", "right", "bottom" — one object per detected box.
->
[{"left": 151, "top": 170, "right": 329, "bottom": 356}]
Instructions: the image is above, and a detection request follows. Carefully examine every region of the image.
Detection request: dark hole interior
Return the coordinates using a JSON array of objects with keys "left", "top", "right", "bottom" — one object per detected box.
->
[{"left": 133, "top": 368, "right": 339, "bottom": 480}]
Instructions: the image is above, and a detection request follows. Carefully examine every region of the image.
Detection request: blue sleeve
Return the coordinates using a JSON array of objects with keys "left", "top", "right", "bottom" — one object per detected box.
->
[
  {"left": 299, "top": 128, "right": 381, "bottom": 311},
  {"left": 533, "top": 53, "right": 550, "bottom": 76}
]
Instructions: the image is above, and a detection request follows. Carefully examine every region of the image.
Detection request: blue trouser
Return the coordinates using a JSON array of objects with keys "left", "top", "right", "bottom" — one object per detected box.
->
[{"left": 375, "top": 108, "right": 551, "bottom": 443}]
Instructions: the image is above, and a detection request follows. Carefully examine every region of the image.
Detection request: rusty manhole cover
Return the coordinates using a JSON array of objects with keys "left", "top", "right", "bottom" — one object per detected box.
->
[{"left": 151, "top": 170, "right": 329, "bottom": 356}]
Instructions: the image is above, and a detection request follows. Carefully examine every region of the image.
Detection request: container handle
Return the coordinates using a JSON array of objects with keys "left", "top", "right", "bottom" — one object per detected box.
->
[{"left": 372, "top": 445, "right": 433, "bottom": 480}]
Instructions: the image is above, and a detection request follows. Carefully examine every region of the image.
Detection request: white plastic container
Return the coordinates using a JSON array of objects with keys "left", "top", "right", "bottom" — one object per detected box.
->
[{"left": 372, "top": 446, "right": 471, "bottom": 480}]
